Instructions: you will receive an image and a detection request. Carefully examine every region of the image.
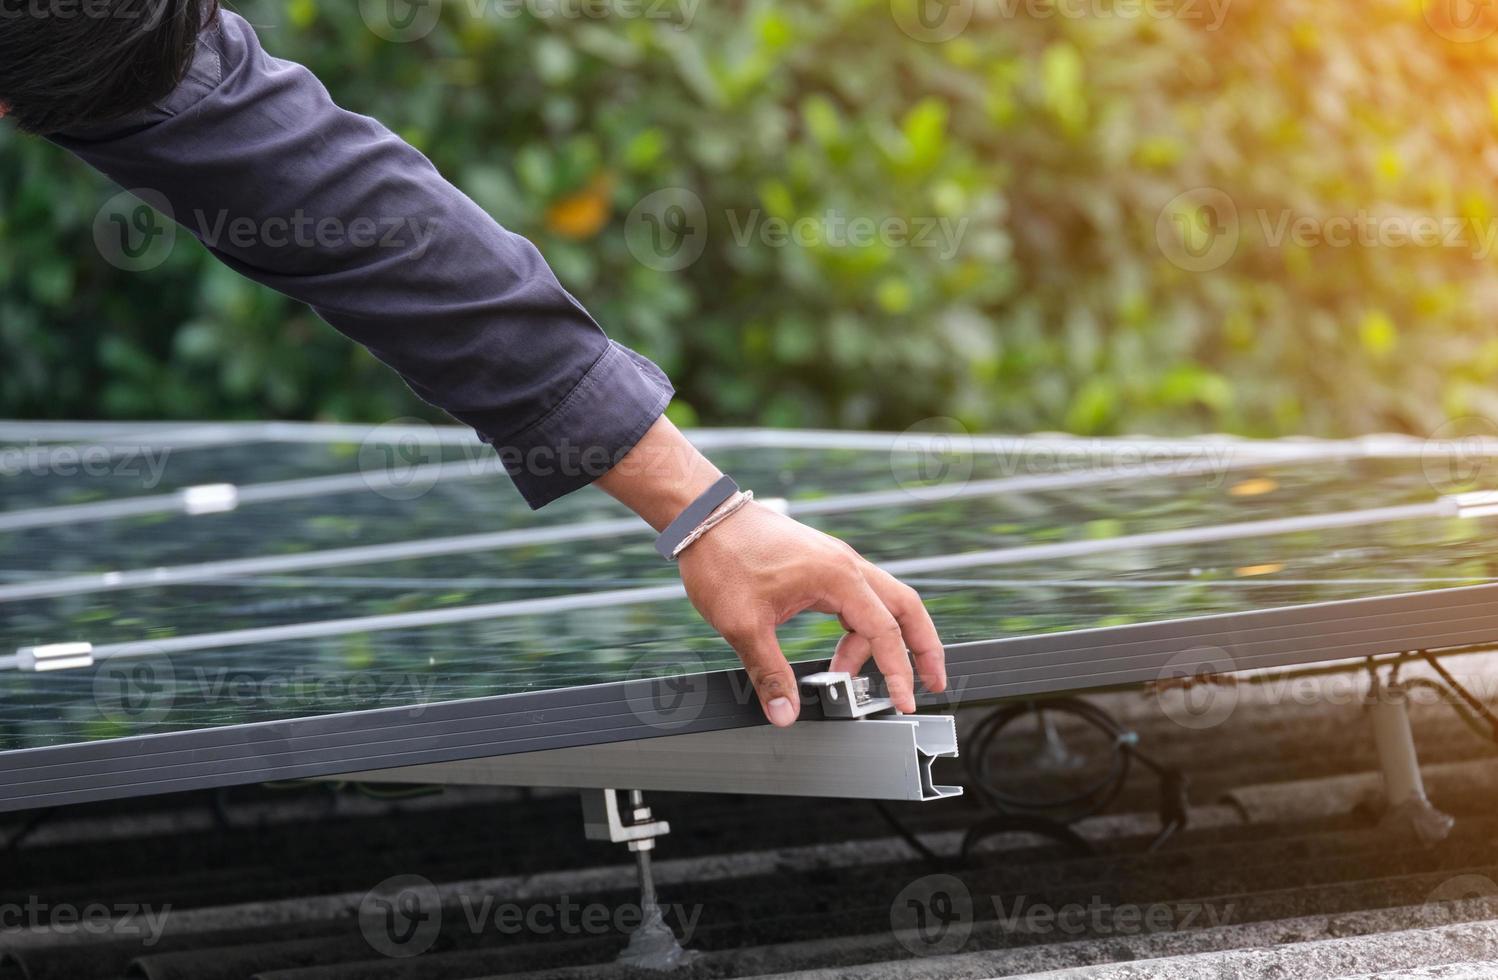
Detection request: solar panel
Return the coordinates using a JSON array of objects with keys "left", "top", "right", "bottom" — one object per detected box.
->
[{"left": 3, "top": 423, "right": 1498, "bottom": 812}]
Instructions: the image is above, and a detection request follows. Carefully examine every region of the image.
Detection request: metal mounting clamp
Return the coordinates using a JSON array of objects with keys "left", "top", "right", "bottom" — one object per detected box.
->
[
  {"left": 581, "top": 788, "right": 669, "bottom": 852},
  {"left": 800, "top": 671, "right": 894, "bottom": 719}
]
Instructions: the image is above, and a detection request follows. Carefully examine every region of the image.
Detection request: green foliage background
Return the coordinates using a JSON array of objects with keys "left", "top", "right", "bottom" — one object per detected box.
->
[{"left": 3, "top": 0, "right": 1498, "bottom": 437}]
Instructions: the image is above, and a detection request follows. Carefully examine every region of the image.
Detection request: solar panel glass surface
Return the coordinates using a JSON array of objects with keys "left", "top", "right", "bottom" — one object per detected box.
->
[{"left": 3, "top": 427, "right": 1498, "bottom": 807}]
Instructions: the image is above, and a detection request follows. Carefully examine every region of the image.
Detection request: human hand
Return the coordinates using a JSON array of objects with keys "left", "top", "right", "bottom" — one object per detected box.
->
[{"left": 677, "top": 502, "right": 946, "bottom": 726}]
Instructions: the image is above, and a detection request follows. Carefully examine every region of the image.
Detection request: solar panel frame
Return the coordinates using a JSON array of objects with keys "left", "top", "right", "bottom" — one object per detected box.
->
[{"left": 4, "top": 579, "right": 1498, "bottom": 812}]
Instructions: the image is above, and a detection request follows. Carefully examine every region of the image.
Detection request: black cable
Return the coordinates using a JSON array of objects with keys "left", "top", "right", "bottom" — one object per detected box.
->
[
  {"left": 1400, "top": 678, "right": 1498, "bottom": 745},
  {"left": 873, "top": 699, "right": 1174, "bottom": 864},
  {"left": 876, "top": 647, "right": 1494, "bottom": 869},
  {"left": 963, "top": 698, "right": 1134, "bottom": 823},
  {"left": 1, "top": 807, "right": 55, "bottom": 853},
  {"left": 353, "top": 782, "right": 446, "bottom": 800},
  {"left": 1418, "top": 650, "right": 1498, "bottom": 744},
  {"left": 1146, "top": 768, "right": 1190, "bottom": 851},
  {"left": 961, "top": 697, "right": 1190, "bottom": 857},
  {"left": 960, "top": 813, "right": 1095, "bottom": 860},
  {"left": 872, "top": 800, "right": 951, "bottom": 869},
  {"left": 872, "top": 789, "right": 1096, "bottom": 869}
]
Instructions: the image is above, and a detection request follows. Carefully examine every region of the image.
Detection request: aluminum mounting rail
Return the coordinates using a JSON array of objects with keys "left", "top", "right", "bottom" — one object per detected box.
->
[{"left": 324, "top": 713, "right": 962, "bottom": 803}]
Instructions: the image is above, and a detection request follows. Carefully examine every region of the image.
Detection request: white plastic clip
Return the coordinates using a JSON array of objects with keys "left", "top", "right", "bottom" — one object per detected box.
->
[
  {"left": 179, "top": 483, "right": 240, "bottom": 516},
  {"left": 16, "top": 642, "right": 95, "bottom": 672}
]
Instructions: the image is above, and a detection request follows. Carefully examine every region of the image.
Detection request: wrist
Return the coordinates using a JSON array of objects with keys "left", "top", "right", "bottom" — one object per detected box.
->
[
  {"left": 657, "top": 481, "right": 753, "bottom": 561},
  {"left": 644, "top": 465, "right": 724, "bottom": 532},
  {"left": 596, "top": 415, "right": 722, "bottom": 531}
]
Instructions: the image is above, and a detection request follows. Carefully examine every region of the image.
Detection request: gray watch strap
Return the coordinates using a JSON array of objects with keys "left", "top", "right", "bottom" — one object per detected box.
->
[{"left": 655, "top": 475, "right": 740, "bottom": 560}]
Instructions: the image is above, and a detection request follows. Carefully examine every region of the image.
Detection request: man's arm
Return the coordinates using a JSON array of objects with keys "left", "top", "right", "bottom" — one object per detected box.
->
[
  {"left": 43, "top": 9, "right": 946, "bottom": 724},
  {"left": 49, "top": 9, "right": 667, "bottom": 509}
]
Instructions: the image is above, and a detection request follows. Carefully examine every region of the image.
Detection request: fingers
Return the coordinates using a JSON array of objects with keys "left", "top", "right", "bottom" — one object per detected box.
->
[
  {"left": 724, "top": 623, "right": 800, "bottom": 727},
  {"left": 824, "top": 565, "right": 947, "bottom": 709},
  {"left": 830, "top": 629, "right": 870, "bottom": 676},
  {"left": 866, "top": 566, "right": 947, "bottom": 694},
  {"left": 833, "top": 575, "right": 917, "bottom": 713}
]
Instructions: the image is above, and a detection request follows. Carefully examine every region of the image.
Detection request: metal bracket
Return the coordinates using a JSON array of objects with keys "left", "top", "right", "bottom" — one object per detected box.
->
[
  {"left": 800, "top": 671, "right": 894, "bottom": 719},
  {"left": 328, "top": 714, "right": 962, "bottom": 802},
  {"left": 581, "top": 788, "right": 669, "bottom": 852}
]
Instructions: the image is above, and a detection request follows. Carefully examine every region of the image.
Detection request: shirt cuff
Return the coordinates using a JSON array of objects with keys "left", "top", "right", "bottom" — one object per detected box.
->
[{"left": 489, "top": 341, "right": 675, "bottom": 509}]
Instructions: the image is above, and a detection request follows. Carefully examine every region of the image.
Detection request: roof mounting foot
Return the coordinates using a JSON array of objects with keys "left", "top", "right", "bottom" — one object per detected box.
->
[
  {"left": 1368, "top": 678, "right": 1454, "bottom": 844},
  {"left": 581, "top": 789, "right": 698, "bottom": 971}
]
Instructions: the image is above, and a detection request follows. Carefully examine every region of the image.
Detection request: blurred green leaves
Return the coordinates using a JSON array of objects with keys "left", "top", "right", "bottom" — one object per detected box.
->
[{"left": 3, "top": 0, "right": 1497, "bottom": 442}]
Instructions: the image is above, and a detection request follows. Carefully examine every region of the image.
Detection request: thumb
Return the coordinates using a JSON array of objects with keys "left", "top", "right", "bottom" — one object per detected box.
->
[{"left": 729, "top": 625, "right": 800, "bottom": 727}]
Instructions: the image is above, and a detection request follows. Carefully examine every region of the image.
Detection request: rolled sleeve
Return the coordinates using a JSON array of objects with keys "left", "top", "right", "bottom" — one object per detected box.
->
[{"left": 495, "top": 341, "right": 674, "bottom": 508}]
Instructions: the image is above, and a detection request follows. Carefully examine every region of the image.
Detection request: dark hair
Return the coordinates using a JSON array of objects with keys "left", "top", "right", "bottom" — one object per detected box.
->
[{"left": 0, "top": 0, "right": 218, "bottom": 135}]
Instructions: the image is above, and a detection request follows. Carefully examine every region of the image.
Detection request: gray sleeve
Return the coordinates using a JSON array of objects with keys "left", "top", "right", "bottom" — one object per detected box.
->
[{"left": 48, "top": 9, "right": 673, "bottom": 509}]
